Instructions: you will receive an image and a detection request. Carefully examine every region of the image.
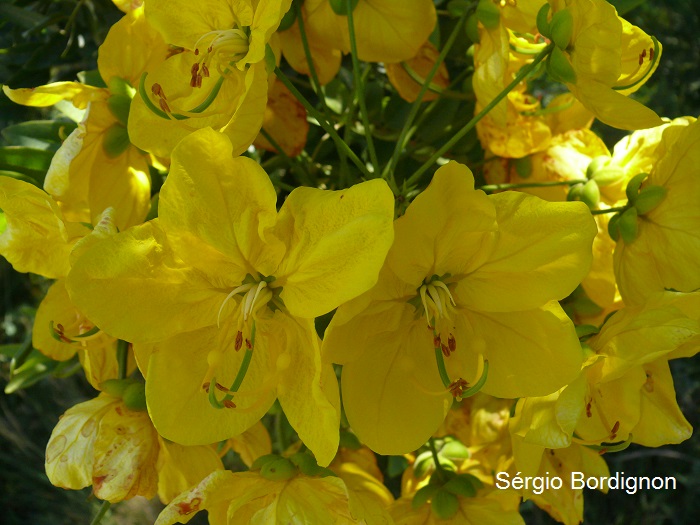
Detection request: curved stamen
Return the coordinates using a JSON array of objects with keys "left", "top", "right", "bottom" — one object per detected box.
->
[
  {"left": 217, "top": 283, "right": 255, "bottom": 327},
  {"left": 613, "top": 36, "right": 660, "bottom": 91},
  {"left": 207, "top": 320, "right": 257, "bottom": 410},
  {"left": 50, "top": 320, "right": 103, "bottom": 344}
]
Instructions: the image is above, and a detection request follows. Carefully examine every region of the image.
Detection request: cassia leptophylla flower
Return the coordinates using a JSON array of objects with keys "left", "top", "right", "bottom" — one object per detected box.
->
[
  {"left": 323, "top": 161, "right": 596, "bottom": 455},
  {"left": 539, "top": 0, "right": 663, "bottom": 130},
  {"left": 67, "top": 128, "right": 395, "bottom": 466},
  {"left": 129, "top": 0, "right": 292, "bottom": 157},
  {"left": 45, "top": 387, "right": 223, "bottom": 504},
  {"left": 0, "top": 178, "right": 128, "bottom": 389}
]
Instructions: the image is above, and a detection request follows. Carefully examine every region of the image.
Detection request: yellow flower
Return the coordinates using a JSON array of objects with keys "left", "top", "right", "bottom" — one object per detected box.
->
[
  {"left": 323, "top": 161, "right": 596, "bottom": 455},
  {"left": 45, "top": 391, "right": 223, "bottom": 504},
  {"left": 129, "top": 0, "right": 291, "bottom": 157},
  {"left": 155, "top": 468, "right": 364, "bottom": 525},
  {"left": 67, "top": 128, "right": 395, "bottom": 466},
  {"left": 252, "top": 78, "right": 309, "bottom": 157},
  {"left": 0, "top": 177, "right": 127, "bottom": 388},
  {"left": 3, "top": 7, "right": 165, "bottom": 231},
  {"left": 385, "top": 41, "right": 450, "bottom": 103},
  {"left": 543, "top": 0, "right": 663, "bottom": 130},
  {"left": 612, "top": 117, "right": 700, "bottom": 305}
]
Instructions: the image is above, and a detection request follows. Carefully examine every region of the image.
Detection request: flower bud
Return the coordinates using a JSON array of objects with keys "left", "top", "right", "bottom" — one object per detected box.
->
[
  {"left": 440, "top": 439, "right": 470, "bottom": 460},
  {"left": 431, "top": 489, "right": 460, "bottom": 519},
  {"left": 102, "top": 123, "right": 130, "bottom": 158},
  {"left": 476, "top": 0, "right": 500, "bottom": 30},
  {"left": 250, "top": 453, "right": 279, "bottom": 470},
  {"left": 329, "top": 0, "right": 359, "bottom": 16},
  {"left": 465, "top": 13, "right": 480, "bottom": 43},
  {"left": 625, "top": 172, "right": 649, "bottom": 203},
  {"left": 580, "top": 179, "right": 601, "bottom": 209},
  {"left": 513, "top": 156, "right": 532, "bottom": 179},
  {"left": 547, "top": 46, "right": 577, "bottom": 84},
  {"left": 413, "top": 450, "right": 434, "bottom": 478},
  {"left": 107, "top": 94, "right": 132, "bottom": 127},
  {"left": 550, "top": 8, "right": 574, "bottom": 50},
  {"left": 634, "top": 185, "right": 667, "bottom": 214},
  {"left": 567, "top": 183, "right": 584, "bottom": 201},
  {"left": 618, "top": 207, "right": 639, "bottom": 244},
  {"left": 123, "top": 382, "right": 147, "bottom": 411},
  {"left": 448, "top": 0, "right": 471, "bottom": 18},
  {"left": 587, "top": 156, "right": 626, "bottom": 187},
  {"left": 100, "top": 378, "right": 131, "bottom": 398},
  {"left": 536, "top": 3, "right": 552, "bottom": 38},
  {"left": 607, "top": 212, "right": 621, "bottom": 241},
  {"left": 260, "top": 457, "right": 298, "bottom": 481}
]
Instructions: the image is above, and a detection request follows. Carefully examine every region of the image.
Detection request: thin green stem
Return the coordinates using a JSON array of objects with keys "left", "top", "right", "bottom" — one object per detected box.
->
[
  {"left": 116, "top": 339, "right": 129, "bottom": 380},
  {"left": 407, "top": 43, "right": 554, "bottom": 186},
  {"left": 90, "top": 500, "right": 111, "bottom": 525},
  {"left": 479, "top": 179, "right": 587, "bottom": 192},
  {"left": 347, "top": 0, "right": 379, "bottom": 172},
  {"left": 591, "top": 206, "right": 627, "bottom": 215},
  {"left": 428, "top": 438, "right": 445, "bottom": 473},
  {"left": 274, "top": 66, "right": 371, "bottom": 178},
  {"left": 260, "top": 128, "right": 290, "bottom": 159},
  {"left": 383, "top": 10, "right": 470, "bottom": 181},
  {"left": 433, "top": 328, "right": 452, "bottom": 389},
  {"left": 296, "top": 2, "right": 330, "bottom": 118}
]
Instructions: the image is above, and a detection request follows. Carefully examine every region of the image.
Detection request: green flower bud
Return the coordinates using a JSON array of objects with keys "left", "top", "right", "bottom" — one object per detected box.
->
[
  {"left": 107, "top": 93, "right": 132, "bottom": 127},
  {"left": 329, "top": 0, "right": 359, "bottom": 16},
  {"left": 536, "top": 3, "right": 552, "bottom": 38},
  {"left": 122, "top": 382, "right": 147, "bottom": 411},
  {"left": 586, "top": 156, "right": 609, "bottom": 179},
  {"left": 547, "top": 46, "right": 577, "bottom": 84},
  {"left": 431, "top": 489, "right": 460, "bottom": 519},
  {"left": 567, "top": 182, "right": 584, "bottom": 201},
  {"left": 550, "top": 8, "right": 574, "bottom": 50},
  {"left": 107, "top": 76, "right": 135, "bottom": 99},
  {"left": 618, "top": 207, "right": 639, "bottom": 244},
  {"left": 412, "top": 484, "right": 440, "bottom": 509},
  {"left": 514, "top": 156, "right": 532, "bottom": 179},
  {"left": 625, "top": 172, "right": 649, "bottom": 203},
  {"left": 608, "top": 212, "right": 621, "bottom": 241},
  {"left": 476, "top": 0, "right": 500, "bottom": 30},
  {"left": 580, "top": 179, "right": 601, "bottom": 209},
  {"left": 443, "top": 476, "right": 477, "bottom": 498},
  {"left": 465, "top": 13, "right": 480, "bottom": 43},
  {"left": 587, "top": 156, "right": 626, "bottom": 187},
  {"left": 413, "top": 450, "right": 434, "bottom": 478},
  {"left": 100, "top": 378, "right": 131, "bottom": 398},
  {"left": 102, "top": 124, "right": 130, "bottom": 158},
  {"left": 250, "top": 453, "right": 279, "bottom": 470},
  {"left": 634, "top": 185, "right": 667, "bottom": 215},
  {"left": 260, "top": 457, "right": 298, "bottom": 481},
  {"left": 440, "top": 439, "right": 470, "bottom": 461},
  {"left": 278, "top": 5, "right": 297, "bottom": 32}
]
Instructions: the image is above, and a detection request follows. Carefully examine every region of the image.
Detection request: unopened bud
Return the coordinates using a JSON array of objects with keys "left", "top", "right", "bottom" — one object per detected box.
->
[
  {"left": 122, "top": 382, "right": 147, "bottom": 411},
  {"left": 250, "top": 453, "right": 278, "bottom": 470},
  {"left": 413, "top": 450, "right": 434, "bottom": 478},
  {"left": 107, "top": 94, "right": 132, "bottom": 127},
  {"left": 608, "top": 212, "right": 621, "bottom": 241},
  {"left": 580, "top": 179, "right": 601, "bottom": 209},
  {"left": 447, "top": 0, "right": 471, "bottom": 18},
  {"left": 618, "top": 207, "right": 639, "bottom": 244},
  {"left": 260, "top": 457, "right": 297, "bottom": 481},
  {"left": 550, "top": 8, "right": 574, "bottom": 50},
  {"left": 514, "top": 156, "right": 532, "bottom": 179},
  {"left": 476, "top": 0, "right": 501, "bottom": 30},
  {"left": 567, "top": 182, "right": 584, "bottom": 201},
  {"left": 329, "top": 0, "right": 359, "bottom": 16},
  {"left": 537, "top": 3, "right": 552, "bottom": 38},
  {"left": 440, "top": 439, "right": 470, "bottom": 460},
  {"left": 547, "top": 46, "right": 577, "bottom": 84},
  {"left": 625, "top": 172, "right": 649, "bottom": 203},
  {"left": 465, "top": 13, "right": 480, "bottom": 43},
  {"left": 100, "top": 379, "right": 130, "bottom": 398},
  {"left": 431, "top": 489, "right": 460, "bottom": 519},
  {"left": 634, "top": 185, "right": 667, "bottom": 214},
  {"left": 102, "top": 123, "right": 130, "bottom": 158}
]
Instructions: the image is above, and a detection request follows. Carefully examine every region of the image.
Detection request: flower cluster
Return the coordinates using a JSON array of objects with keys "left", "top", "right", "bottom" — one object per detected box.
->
[{"left": 1, "top": 1, "right": 698, "bottom": 524}]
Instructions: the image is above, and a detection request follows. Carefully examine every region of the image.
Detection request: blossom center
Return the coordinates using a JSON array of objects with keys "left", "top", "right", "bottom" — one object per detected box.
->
[{"left": 191, "top": 28, "right": 249, "bottom": 87}]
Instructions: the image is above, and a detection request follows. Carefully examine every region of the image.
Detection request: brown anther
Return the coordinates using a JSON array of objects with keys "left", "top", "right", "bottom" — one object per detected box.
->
[
  {"left": 159, "top": 99, "right": 171, "bottom": 113},
  {"left": 598, "top": 448, "right": 607, "bottom": 455},
  {"left": 151, "top": 83, "right": 165, "bottom": 98},
  {"left": 235, "top": 331, "right": 243, "bottom": 351},
  {"left": 190, "top": 76, "right": 199, "bottom": 88},
  {"left": 202, "top": 382, "right": 211, "bottom": 392},
  {"left": 215, "top": 382, "right": 229, "bottom": 393},
  {"left": 223, "top": 400, "right": 236, "bottom": 409},
  {"left": 611, "top": 421, "right": 620, "bottom": 435},
  {"left": 194, "top": 48, "right": 200, "bottom": 55},
  {"left": 448, "top": 334, "right": 456, "bottom": 353},
  {"left": 245, "top": 339, "right": 252, "bottom": 350},
  {"left": 191, "top": 63, "right": 200, "bottom": 76},
  {"left": 202, "top": 64, "right": 210, "bottom": 77},
  {"left": 649, "top": 47, "right": 654, "bottom": 61},
  {"left": 56, "top": 323, "right": 65, "bottom": 335},
  {"left": 441, "top": 344, "right": 450, "bottom": 358},
  {"left": 585, "top": 401, "right": 592, "bottom": 418},
  {"left": 448, "top": 378, "right": 469, "bottom": 398},
  {"left": 433, "top": 334, "right": 441, "bottom": 348},
  {"left": 207, "top": 46, "right": 213, "bottom": 53},
  {"left": 638, "top": 53, "right": 644, "bottom": 66}
]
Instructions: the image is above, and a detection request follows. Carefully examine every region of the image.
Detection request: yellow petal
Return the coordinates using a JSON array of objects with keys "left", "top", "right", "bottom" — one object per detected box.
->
[
  {"left": 467, "top": 302, "right": 583, "bottom": 398},
  {"left": 146, "top": 322, "right": 277, "bottom": 445},
  {"left": 0, "top": 177, "right": 88, "bottom": 278},
  {"left": 275, "top": 178, "right": 394, "bottom": 318},
  {"left": 92, "top": 400, "right": 159, "bottom": 502},
  {"left": 253, "top": 79, "right": 308, "bottom": 157},
  {"left": 276, "top": 314, "right": 340, "bottom": 466},
  {"left": 156, "top": 438, "right": 224, "bottom": 504},
  {"left": 33, "top": 280, "right": 80, "bottom": 361},
  {"left": 385, "top": 41, "right": 449, "bottom": 103},
  {"left": 98, "top": 6, "right": 170, "bottom": 87},
  {"left": 455, "top": 193, "right": 595, "bottom": 312},
  {"left": 279, "top": 19, "right": 342, "bottom": 85},
  {"left": 161, "top": 127, "right": 284, "bottom": 281},
  {"left": 45, "top": 395, "right": 116, "bottom": 490},
  {"left": 67, "top": 220, "right": 225, "bottom": 343},
  {"left": 228, "top": 421, "right": 273, "bottom": 467},
  {"left": 3, "top": 82, "right": 105, "bottom": 109}
]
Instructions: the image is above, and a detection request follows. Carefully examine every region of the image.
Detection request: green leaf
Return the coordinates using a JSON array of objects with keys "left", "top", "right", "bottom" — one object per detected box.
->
[{"left": 2, "top": 120, "right": 77, "bottom": 151}]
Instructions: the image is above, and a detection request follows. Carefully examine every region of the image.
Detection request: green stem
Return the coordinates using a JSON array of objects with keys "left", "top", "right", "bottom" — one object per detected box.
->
[
  {"left": 116, "top": 339, "right": 129, "bottom": 380},
  {"left": 90, "top": 500, "right": 111, "bottom": 525},
  {"left": 260, "top": 128, "right": 290, "bottom": 159},
  {"left": 383, "top": 10, "right": 470, "bottom": 181},
  {"left": 274, "top": 66, "right": 371, "bottom": 178},
  {"left": 428, "top": 437, "right": 445, "bottom": 473},
  {"left": 591, "top": 206, "right": 627, "bottom": 215},
  {"left": 347, "top": 0, "right": 379, "bottom": 173},
  {"left": 296, "top": 2, "right": 330, "bottom": 118},
  {"left": 407, "top": 43, "right": 555, "bottom": 186},
  {"left": 479, "top": 179, "right": 587, "bottom": 192},
  {"left": 433, "top": 329, "right": 452, "bottom": 389}
]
